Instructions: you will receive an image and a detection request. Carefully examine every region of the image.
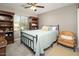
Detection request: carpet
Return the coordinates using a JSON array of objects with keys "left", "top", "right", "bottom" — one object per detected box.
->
[{"left": 6, "top": 39, "right": 79, "bottom": 56}]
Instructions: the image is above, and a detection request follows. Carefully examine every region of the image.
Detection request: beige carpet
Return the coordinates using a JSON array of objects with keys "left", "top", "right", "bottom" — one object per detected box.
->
[
  {"left": 45, "top": 44, "right": 79, "bottom": 56},
  {"left": 6, "top": 39, "right": 34, "bottom": 56},
  {"left": 6, "top": 39, "right": 79, "bottom": 56}
]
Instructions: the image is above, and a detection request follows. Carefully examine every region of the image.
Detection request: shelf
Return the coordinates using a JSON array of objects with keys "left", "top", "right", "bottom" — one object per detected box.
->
[
  {"left": 31, "top": 25, "right": 38, "bottom": 27},
  {"left": 0, "top": 20, "right": 13, "bottom": 22},
  {"left": 0, "top": 10, "right": 14, "bottom": 16},
  {"left": 0, "top": 32, "right": 4, "bottom": 34},
  {"left": 0, "top": 31, "right": 13, "bottom": 33},
  {"left": 0, "top": 25, "right": 13, "bottom": 28},
  {"left": 32, "top": 21, "right": 37, "bottom": 23},
  {"left": 5, "top": 31, "right": 13, "bottom": 33}
]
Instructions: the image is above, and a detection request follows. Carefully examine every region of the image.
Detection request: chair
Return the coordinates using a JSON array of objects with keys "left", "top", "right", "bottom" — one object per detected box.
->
[{"left": 57, "top": 31, "right": 77, "bottom": 52}]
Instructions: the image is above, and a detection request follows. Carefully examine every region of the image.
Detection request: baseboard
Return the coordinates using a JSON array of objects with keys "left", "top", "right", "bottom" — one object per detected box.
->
[
  {"left": 14, "top": 38, "right": 20, "bottom": 42},
  {"left": 77, "top": 47, "right": 79, "bottom": 51}
]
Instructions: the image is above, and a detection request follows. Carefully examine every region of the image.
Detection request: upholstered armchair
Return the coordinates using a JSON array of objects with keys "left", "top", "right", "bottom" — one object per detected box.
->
[{"left": 57, "top": 31, "right": 77, "bottom": 52}]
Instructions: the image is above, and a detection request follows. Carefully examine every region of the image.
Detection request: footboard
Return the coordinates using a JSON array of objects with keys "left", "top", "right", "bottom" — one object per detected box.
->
[{"left": 20, "top": 31, "right": 38, "bottom": 52}]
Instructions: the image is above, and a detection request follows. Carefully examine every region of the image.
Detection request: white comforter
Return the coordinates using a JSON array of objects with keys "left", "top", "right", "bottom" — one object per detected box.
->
[{"left": 22, "top": 30, "right": 58, "bottom": 56}]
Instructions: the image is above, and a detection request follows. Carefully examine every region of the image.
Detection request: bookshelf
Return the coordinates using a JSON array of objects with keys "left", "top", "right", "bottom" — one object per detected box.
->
[
  {"left": 0, "top": 10, "right": 14, "bottom": 44},
  {"left": 29, "top": 16, "right": 38, "bottom": 30}
]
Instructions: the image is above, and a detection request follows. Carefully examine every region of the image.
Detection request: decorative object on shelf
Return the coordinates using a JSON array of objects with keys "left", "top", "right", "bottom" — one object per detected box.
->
[
  {"left": 0, "top": 35, "right": 7, "bottom": 56},
  {"left": 0, "top": 16, "right": 5, "bottom": 20},
  {"left": 0, "top": 30, "right": 3, "bottom": 32},
  {"left": 5, "top": 28, "right": 9, "bottom": 32},
  {"left": 5, "top": 34, "right": 8, "bottom": 37},
  {"left": 10, "top": 28, "right": 13, "bottom": 31},
  {"left": 31, "top": 23, "right": 37, "bottom": 26},
  {"left": 9, "top": 34, "right": 12, "bottom": 36}
]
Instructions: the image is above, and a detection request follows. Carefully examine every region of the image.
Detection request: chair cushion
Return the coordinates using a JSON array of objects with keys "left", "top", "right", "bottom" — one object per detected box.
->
[
  {"left": 58, "top": 39, "right": 75, "bottom": 47},
  {"left": 58, "top": 40, "right": 74, "bottom": 47},
  {"left": 60, "top": 35, "right": 74, "bottom": 40},
  {"left": 57, "top": 31, "right": 76, "bottom": 48}
]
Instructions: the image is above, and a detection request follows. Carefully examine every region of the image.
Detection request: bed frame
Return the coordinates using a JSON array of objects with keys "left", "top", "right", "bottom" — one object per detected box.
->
[
  {"left": 20, "top": 25, "right": 59, "bottom": 54},
  {"left": 20, "top": 31, "right": 38, "bottom": 53}
]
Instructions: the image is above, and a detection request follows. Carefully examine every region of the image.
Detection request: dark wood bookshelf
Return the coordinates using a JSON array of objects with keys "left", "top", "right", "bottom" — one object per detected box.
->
[
  {"left": 0, "top": 10, "right": 14, "bottom": 44},
  {"left": 29, "top": 16, "right": 38, "bottom": 30}
]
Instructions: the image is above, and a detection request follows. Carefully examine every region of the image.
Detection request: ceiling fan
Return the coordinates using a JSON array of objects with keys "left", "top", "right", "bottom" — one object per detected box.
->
[{"left": 23, "top": 3, "right": 44, "bottom": 11}]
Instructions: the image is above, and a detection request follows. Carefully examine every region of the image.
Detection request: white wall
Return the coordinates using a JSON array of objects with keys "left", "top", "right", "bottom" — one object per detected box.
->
[
  {"left": 38, "top": 4, "right": 77, "bottom": 34},
  {"left": 77, "top": 8, "right": 79, "bottom": 48}
]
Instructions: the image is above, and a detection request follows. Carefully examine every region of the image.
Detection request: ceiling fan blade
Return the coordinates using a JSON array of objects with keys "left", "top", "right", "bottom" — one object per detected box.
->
[
  {"left": 27, "top": 3, "right": 37, "bottom": 5},
  {"left": 36, "top": 6, "right": 44, "bottom": 8},
  {"left": 24, "top": 6, "right": 31, "bottom": 8},
  {"left": 27, "top": 3, "right": 32, "bottom": 5}
]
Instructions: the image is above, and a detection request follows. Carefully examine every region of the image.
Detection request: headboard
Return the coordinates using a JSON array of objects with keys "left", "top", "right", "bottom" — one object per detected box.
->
[{"left": 41, "top": 24, "right": 59, "bottom": 34}]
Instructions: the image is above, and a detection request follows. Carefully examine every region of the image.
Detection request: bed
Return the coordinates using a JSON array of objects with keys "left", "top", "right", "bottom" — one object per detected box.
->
[{"left": 20, "top": 25, "right": 59, "bottom": 56}]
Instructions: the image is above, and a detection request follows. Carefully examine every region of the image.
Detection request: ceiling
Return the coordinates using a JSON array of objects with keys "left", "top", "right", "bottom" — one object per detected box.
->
[{"left": 0, "top": 3, "right": 72, "bottom": 16}]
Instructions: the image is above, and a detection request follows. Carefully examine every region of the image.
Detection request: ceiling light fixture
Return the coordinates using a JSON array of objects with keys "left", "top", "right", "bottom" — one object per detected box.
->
[
  {"left": 30, "top": 6, "right": 37, "bottom": 11},
  {"left": 23, "top": 3, "right": 44, "bottom": 11}
]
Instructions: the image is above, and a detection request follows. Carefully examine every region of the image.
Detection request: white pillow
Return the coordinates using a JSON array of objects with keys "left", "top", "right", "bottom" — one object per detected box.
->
[
  {"left": 61, "top": 35, "right": 74, "bottom": 40},
  {"left": 41, "top": 26, "right": 49, "bottom": 31},
  {"left": 52, "top": 27, "right": 57, "bottom": 31},
  {"left": 48, "top": 27, "right": 57, "bottom": 31}
]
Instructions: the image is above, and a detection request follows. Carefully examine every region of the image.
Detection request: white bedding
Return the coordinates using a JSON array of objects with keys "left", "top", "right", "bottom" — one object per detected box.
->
[{"left": 22, "top": 30, "right": 58, "bottom": 55}]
